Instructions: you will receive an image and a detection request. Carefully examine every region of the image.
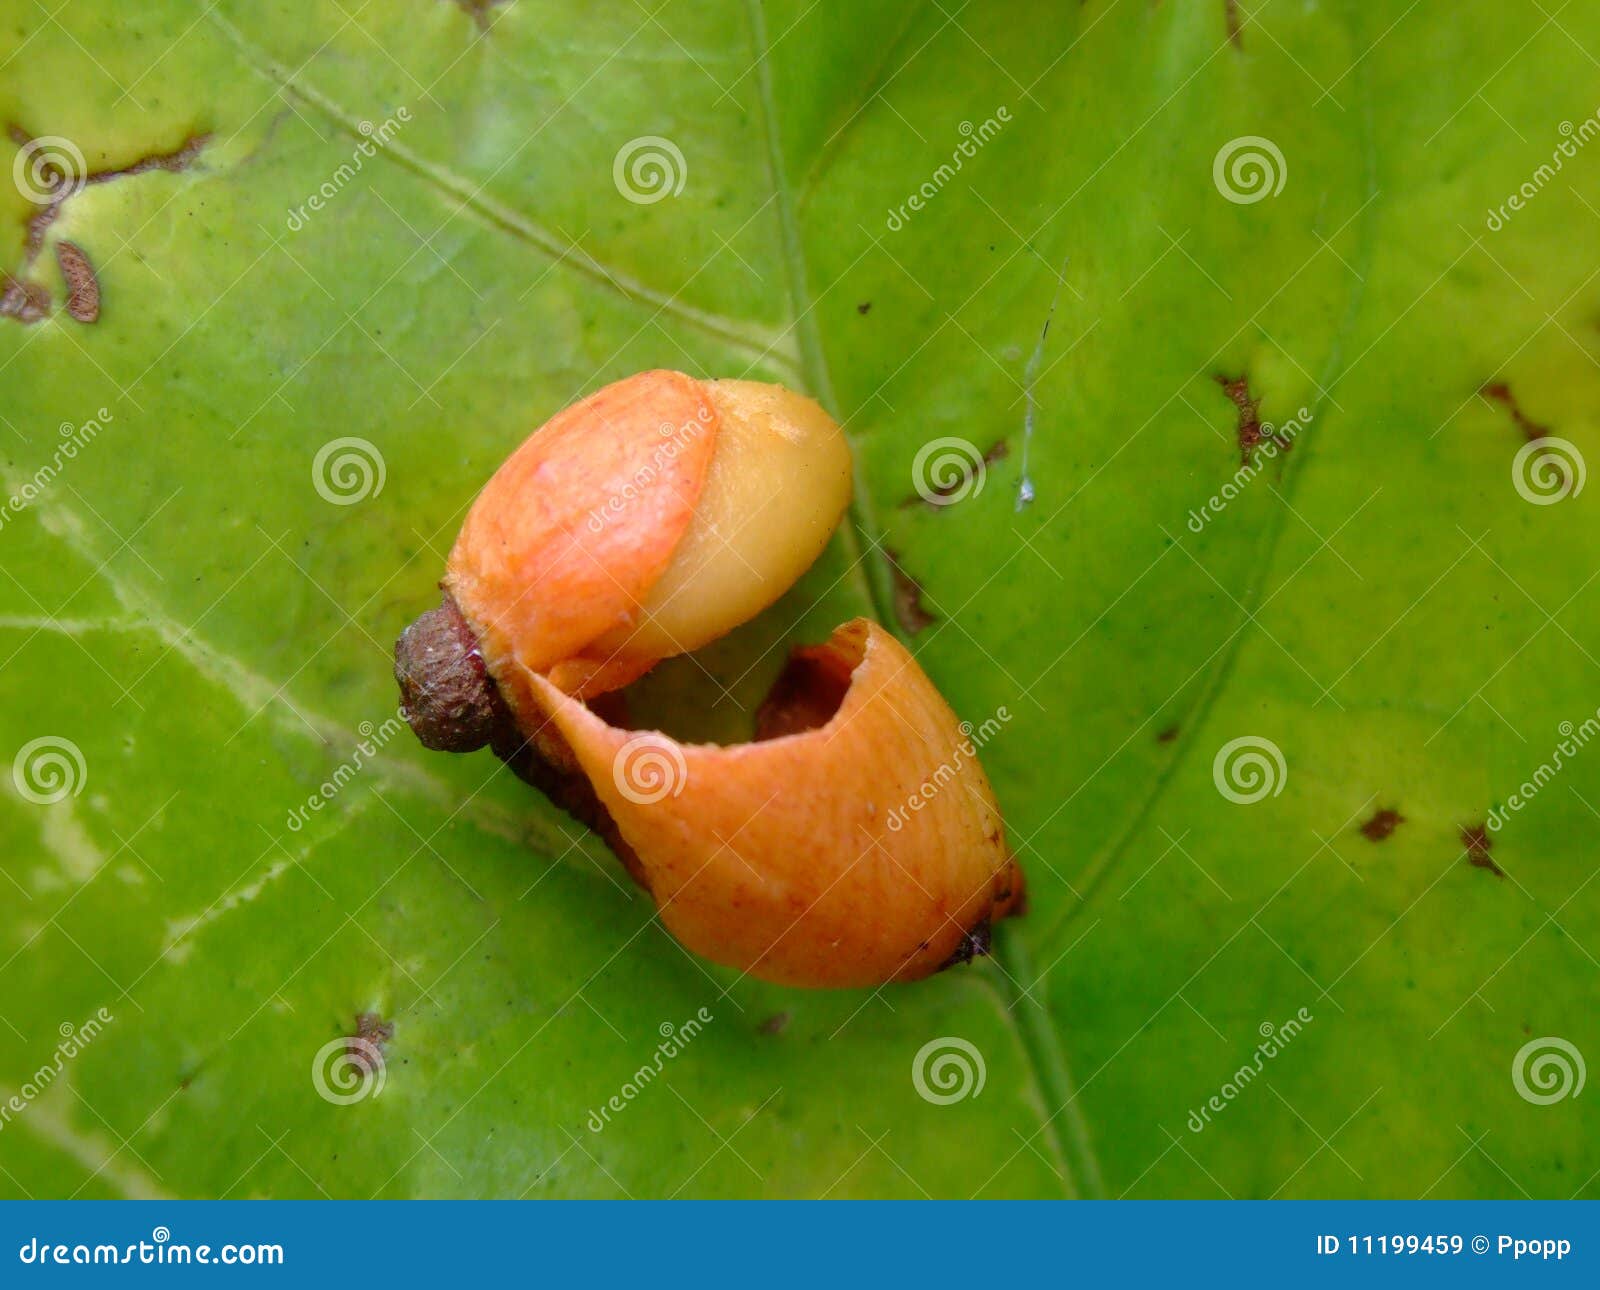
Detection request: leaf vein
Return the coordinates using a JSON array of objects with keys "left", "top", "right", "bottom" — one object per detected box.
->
[{"left": 206, "top": 11, "right": 803, "bottom": 380}]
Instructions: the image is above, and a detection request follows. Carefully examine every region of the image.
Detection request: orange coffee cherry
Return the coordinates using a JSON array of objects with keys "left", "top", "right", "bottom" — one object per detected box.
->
[{"left": 395, "top": 371, "right": 1024, "bottom": 987}]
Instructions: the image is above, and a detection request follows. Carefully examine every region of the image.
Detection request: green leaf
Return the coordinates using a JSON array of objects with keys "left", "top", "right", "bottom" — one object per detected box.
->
[{"left": 2, "top": 0, "right": 1596, "bottom": 1199}]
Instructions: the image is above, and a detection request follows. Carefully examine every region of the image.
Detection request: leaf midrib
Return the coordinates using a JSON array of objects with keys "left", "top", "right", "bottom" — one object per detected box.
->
[{"left": 745, "top": 0, "right": 1092, "bottom": 1200}]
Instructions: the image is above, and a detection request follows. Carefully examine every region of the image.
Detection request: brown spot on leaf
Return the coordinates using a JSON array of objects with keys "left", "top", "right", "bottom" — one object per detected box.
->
[
  {"left": 1461, "top": 824, "right": 1504, "bottom": 878},
  {"left": 24, "top": 199, "right": 62, "bottom": 261},
  {"left": 1156, "top": 724, "right": 1179, "bottom": 743},
  {"left": 347, "top": 1012, "right": 394, "bottom": 1074},
  {"left": 857, "top": 301, "right": 872, "bottom": 315},
  {"left": 884, "top": 547, "right": 936, "bottom": 634},
  {"left": 5, "top": 127, "right": 208, "bottom": 323},
  {"left": 1480, "top": 382, "right": 1549, "bottom": 442},
  {"left": 758, "top": 1011, "right": 790, "bottom": 1036},
  {"left": 1216, "top": 373, "right": 1289, "bottom": 465},
  {"left": 10, "top": 126, "right": 209, "bottom": 196},
  {"left": 1224, "top": 0, "right": 1244, "bottom": 47},
  {"left": 451, "top": 0, "right": 508, "bottom": 31},
  {"left": 1360, "top": 807, "right": 1405, "bottom": 842},
  {"left": 0, "top": 274, "right": 48, "bottom": 323},
  {"left": 81, "top": 133, "right": 209, "bottom": 184},
  {"left": 56, "top": 241, "right": 99, "bottom": 323}
]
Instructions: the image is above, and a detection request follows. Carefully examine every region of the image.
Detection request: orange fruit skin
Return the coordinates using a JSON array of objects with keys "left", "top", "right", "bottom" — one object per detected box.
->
[
  {"left": 520, "top": 619, "right": 1023, "bottom": 989},
  {"left": 446, "top": 370, "right": 718, "bottom": 707},
  {"left": 430, "top": 373, "right": 1023, "bottom": 988}
]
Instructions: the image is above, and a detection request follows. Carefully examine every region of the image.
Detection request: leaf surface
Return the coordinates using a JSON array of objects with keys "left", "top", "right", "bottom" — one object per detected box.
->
[{"left": 1, "top": 0, "right": 1596, "bottom": 1198}]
